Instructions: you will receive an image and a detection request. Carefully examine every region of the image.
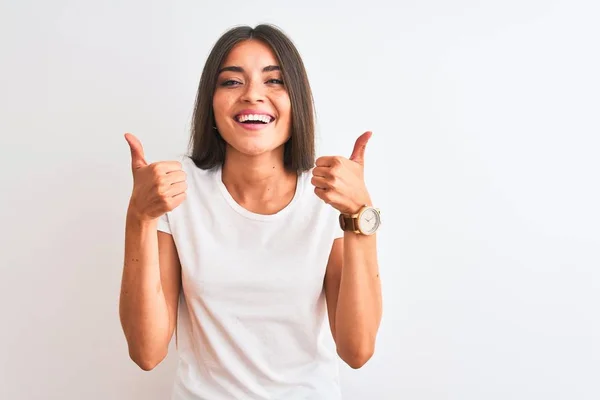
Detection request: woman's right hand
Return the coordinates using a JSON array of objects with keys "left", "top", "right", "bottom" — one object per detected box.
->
[{"left": 124, "top": 133, "right": 187, "bottom": 221}]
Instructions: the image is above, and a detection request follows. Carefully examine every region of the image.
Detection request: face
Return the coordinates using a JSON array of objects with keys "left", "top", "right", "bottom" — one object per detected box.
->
[{"left": 213, "top": 40, "right": 292, "bottom": 159}]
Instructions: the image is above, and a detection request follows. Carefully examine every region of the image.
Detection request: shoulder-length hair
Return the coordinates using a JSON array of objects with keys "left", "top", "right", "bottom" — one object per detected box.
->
[{"left": 188, "top": 24, "right": 315, "bottom": 173}]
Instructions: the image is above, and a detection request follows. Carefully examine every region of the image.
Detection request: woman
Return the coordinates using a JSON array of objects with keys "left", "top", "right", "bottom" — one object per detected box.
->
[{"left": 119, "top": 24, "right": 382, "bottom": 399}]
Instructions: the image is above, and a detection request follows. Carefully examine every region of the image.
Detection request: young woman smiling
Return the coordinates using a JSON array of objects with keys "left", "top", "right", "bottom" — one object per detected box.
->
[{"left": 119, "top": 24, "right": 383, "bottom": 400}]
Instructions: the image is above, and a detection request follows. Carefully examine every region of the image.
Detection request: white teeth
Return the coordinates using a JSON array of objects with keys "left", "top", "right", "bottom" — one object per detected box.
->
[{"left": 237, "top": 114, "right": 272, "bottom": 123}]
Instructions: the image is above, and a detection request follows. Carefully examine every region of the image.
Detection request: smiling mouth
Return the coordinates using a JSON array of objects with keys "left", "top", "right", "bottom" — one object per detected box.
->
[{"left": 234, "top": 114, "right": 275, "bottom": 124}]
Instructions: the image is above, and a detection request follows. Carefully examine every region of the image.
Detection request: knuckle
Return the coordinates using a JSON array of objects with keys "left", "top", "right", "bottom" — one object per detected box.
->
[
  {"left": 152, "top": 172, "right": 163, "bottom": 183},
  {"left": 158, "top": 189, "right": 169, "bottom": 201},
  {"left": 149, "top": 163, "right": 161, "bottom": 173},
  {"left": 329, "top": 176, "right": 338, "bottom": 189},
  {"left": 157, "top": 182, "right": 169, "bottom": 197},
  {"left": 164, "top": 198, "right": 175, "bottom": 210}
]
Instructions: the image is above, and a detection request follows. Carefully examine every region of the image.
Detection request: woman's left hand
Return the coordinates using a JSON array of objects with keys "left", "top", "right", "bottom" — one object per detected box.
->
[{"left": 311, "top": 131, "right": 373, "bottom": 215}]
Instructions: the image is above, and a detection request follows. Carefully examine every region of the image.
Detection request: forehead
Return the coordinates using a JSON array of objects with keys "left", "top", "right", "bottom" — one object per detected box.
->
[{"left": 221, "top": 39, "right": 279, "bottom": 68}]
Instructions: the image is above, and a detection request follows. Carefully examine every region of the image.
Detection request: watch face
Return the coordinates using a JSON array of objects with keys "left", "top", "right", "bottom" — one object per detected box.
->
[{"left": 358, "top": 207, "right": 381, "bottom": 235}]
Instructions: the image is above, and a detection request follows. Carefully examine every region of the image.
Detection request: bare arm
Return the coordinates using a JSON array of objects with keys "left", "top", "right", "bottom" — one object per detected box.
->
[
  {"left": 313, "top": 131, "right": 381, "bottom": 369},
  {"left": 119, "top": 133, "right": 186, "bottom": 371},
  {"left": 324, "top": 232, "right": 382, "bottom": 369},
  {"left": 119, "top": 211, "right": 181, "bottom": 371}
]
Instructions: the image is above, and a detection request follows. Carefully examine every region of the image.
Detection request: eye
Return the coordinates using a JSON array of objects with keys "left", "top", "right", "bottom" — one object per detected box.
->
[
  {"left": 220, "top": 80, "right": 242, "bottom": 87},
  {"left": 266, "top": 79, "right": 284, "bottom": 85}
]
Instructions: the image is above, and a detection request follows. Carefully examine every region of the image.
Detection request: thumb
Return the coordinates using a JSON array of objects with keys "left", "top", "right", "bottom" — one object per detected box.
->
[
  {"left": 124, "top": 133, "right": 148, "bottom": 170},
  {"left": 349, "top": 131, "right": 372, "bottom": 165}
]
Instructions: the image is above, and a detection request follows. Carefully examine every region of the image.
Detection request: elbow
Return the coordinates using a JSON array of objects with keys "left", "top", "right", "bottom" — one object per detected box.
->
[
  {"left": 337, "top": 344, "right": 375, "bottom": 369},
  {"left": 129, "top": 347, "right": 168, "bottom": 372},
  {"left": 134, "top": 358, "right": 161, "bottom": 372},
  {"left": 121, "top": 325, "right": 171, "bottom": 371}
]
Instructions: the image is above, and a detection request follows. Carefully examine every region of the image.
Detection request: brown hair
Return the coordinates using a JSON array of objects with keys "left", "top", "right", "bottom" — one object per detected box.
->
[{"left": 187, "top": 24, "right": 315, "bottom": 173}]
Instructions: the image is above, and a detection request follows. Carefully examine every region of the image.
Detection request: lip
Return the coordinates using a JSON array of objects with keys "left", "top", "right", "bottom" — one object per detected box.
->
[
  {"left": 234, "top": 119, "right": 273, "bottom": 131},
  {"left": 233, "top": 109, "right": 275, "bottom": 131},
  {"left": 234, "top": 109, "right": 275, "bottom": 120}
]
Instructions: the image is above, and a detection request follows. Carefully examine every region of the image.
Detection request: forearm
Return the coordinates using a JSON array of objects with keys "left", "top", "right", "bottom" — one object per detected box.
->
[
  {"left": 334, "top": 231, "right": 382, "bottom": 366},
  {"left": 119, "top": 210, "right": 171, "bottom": 366}
]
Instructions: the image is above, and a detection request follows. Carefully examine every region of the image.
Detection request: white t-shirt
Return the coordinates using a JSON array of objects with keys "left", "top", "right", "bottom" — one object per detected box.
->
[{"left": 157, "top": 156, "right": 344, "bottom": 400}]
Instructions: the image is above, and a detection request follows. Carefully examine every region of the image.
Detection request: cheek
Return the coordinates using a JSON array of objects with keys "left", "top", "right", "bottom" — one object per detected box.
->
[
  {"left": 212, "top": 92, "right": 231, "bottom": 119},
  {"left": 273, "top": 93, "right": 292, "bottom": 120}
]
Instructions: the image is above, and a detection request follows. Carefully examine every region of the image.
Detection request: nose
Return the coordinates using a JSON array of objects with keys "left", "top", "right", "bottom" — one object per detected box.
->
[{"left": 240, "top": 80, "right": 265, "bottom": 103}]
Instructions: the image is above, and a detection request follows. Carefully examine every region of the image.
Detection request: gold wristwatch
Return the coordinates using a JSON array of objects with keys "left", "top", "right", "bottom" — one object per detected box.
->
[{"left": 339, "top": 205, "right": 382, "bottom": 235}]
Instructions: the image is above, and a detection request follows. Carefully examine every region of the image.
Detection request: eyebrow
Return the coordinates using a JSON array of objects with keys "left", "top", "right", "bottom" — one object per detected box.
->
[{"left": 218, "top": 65, "right": 281, "bottom": 74}]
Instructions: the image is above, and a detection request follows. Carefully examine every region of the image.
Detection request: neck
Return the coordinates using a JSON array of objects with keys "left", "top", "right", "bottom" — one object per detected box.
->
[{"left": 221, "top": 145, "right": 297, "bottom": 213}]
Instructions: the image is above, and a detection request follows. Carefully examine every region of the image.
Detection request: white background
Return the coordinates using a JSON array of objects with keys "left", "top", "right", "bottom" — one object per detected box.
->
[{"left": 1, "top": 0, "right": 598, "bottom": 399}]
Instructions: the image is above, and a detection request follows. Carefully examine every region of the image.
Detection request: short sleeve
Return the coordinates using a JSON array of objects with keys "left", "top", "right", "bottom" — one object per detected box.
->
[
  {"left": 157, "top": 212, "right": 171, "bottom": 234},
  {"left": 331, "top": 208, "right": 344, "bottom": 240}
]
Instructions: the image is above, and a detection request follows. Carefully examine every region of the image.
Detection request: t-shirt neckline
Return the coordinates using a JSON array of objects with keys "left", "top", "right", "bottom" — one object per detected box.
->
[{"left": 214, "top": 166, "right": 303, "bottom": 221}]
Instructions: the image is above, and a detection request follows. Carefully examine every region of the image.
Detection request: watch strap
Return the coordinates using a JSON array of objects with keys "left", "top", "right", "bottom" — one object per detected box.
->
[{"left": 339, "top": 213, "right": 359, "bottom": 233}]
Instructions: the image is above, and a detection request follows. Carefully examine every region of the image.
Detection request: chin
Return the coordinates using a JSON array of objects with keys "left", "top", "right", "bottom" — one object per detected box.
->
[
  {"left": 239, "top": 146, "right": 272, "bottom": 156},
  {"left": 227, "top": 140, "right": 279, "bottom": 158},
  {"left": 225, "top": 133, "right": 289, "bottom": 158}
]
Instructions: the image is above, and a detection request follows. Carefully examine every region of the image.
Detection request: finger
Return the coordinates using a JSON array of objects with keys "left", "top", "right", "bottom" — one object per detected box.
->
[
  {"left": 159, "top": 161, "right": 184, "bottom": 175},
  {"left": 165, "top": 191, "right": 187, "bottom": 211},
  {"left": 124, "top": 133, "right": 148, "bottom": 170},
  {"left": 164, "top": 170, "right": 186, "bottom": 184},
  {"left": 314, "top": 186, "right": 339, "bottom": 205},
  {"left": 313, "top": 186, "right": 328, "bottom": 201},
  {"left": 312, "top": 166, "right": 331, "bottom": 178},
  {"left": 349, "top": 131, "right": 372, "bottom": 165},
  {"left": 315, "top": 156, "right": 335, "bottom": 167},
  {"left": 165, "top": 181, "right": 188, "bottom": 197},
  {"left": 310, "top": 175, "right": 330, "bottom": 190}
]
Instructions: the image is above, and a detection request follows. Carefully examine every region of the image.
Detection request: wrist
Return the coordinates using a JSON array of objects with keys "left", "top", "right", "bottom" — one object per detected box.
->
[
  {"left": 347, "top": 198, "right": 373, "bottom": 215},
  {"left": 339, "top": 203, "right": 381, "bottom": 236},
  {"left": 126, "top": 205, "right": 158, "bottom": 227}
]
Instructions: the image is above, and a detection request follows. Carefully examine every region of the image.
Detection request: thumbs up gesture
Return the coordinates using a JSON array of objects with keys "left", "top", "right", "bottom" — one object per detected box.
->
[
  {"left": 124, "top": 133, "right": 188, "bottom": 221},
  {"left": 311, "top": 131, "right": 373, "bottom": 214}
]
